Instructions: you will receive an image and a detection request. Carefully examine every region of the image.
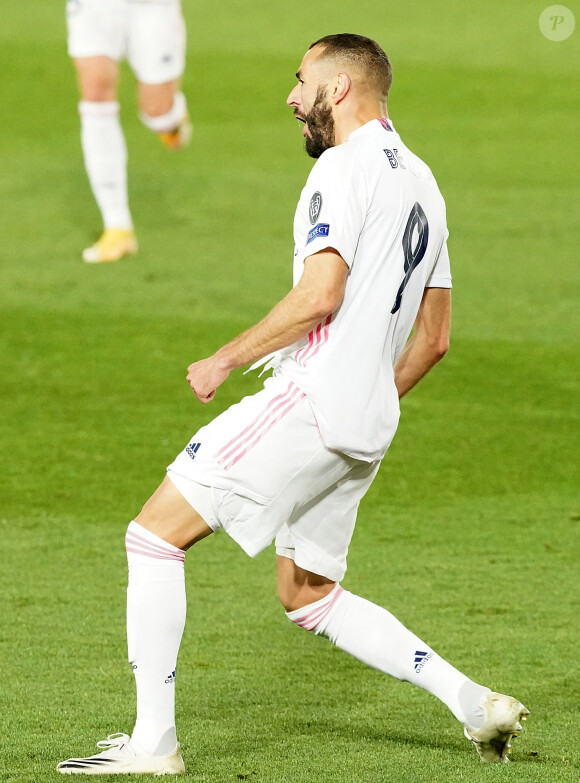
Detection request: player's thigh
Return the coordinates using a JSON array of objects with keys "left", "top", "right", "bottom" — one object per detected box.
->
[
  {"left": 73, "top": 56, "right": 120, "bottom": 102},
  {"left": 275, "top": 457, "right": 380, "bottom": 585},
  {"left": 127, "top": 1, "right": 186, "bottom": 86},
  {"left": 167, "top": 378, "right": 353, "bottom": 562},
  {"left": 137, "top": 79, "right": 179, "bottom": 117},
  {"left": 136, "top": 475, "right": 213, "bottom": 551}
]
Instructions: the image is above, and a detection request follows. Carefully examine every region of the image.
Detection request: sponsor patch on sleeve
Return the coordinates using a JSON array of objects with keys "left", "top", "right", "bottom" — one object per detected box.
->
[{"left": 306, "top": 223, "right": 330, "bottom": 245}]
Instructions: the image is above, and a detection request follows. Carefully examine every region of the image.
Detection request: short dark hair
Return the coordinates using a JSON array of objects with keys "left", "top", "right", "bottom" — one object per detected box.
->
[{"left": 308, "top": 33, "right": 392, "bottom": 99}]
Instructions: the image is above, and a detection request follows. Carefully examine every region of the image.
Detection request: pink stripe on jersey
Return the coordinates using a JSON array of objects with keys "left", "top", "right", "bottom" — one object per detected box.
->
[
  {"left": 299, "top": 321, "right": 321, "bottom": 366},
  {"left": 294, "top": 329, "right": 315, "bottom": 366},
  {"left": 291, "top": 586, "right": 344, "bottom": 631},
  {"left": 294, "top": 314, "right": 332, "bottom": 367},
  {"left": 304, "top": 314, "right": 332, "bottom": 364},
  {"left": 125, "top": 529, "right": 185, "bottom": 562},
  {"left": 219, "top": 384, "right": 305, "bottom": 471}
]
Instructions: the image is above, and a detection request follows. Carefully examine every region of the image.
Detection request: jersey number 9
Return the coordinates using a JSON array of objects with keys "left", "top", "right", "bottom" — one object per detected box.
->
[{"left": 391, "top": 202, "right": 429, "bottom": 314}]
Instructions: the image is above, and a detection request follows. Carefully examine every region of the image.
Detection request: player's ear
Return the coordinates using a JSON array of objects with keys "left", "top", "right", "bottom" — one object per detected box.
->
[{"left": 333, "top": 72, "right": 351, "bottom": 104}]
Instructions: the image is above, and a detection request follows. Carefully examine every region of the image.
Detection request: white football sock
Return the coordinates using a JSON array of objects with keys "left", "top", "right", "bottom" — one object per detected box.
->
[
  {"left": 139, "top": 92, "right": 188, "bottom": 133},
  {"left": 79, "top": 101, "right": 133, "bottom": 230},
  {"left": 126, "top": 521, "right": 186, "bottom": 755},
  {"left": 287, "top": 585, "right": 489, "bottom": 730}
]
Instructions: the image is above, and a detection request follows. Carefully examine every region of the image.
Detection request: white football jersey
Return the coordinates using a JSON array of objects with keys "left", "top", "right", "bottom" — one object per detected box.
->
[{"left": 274, "top": 118, "right": 452, "bottom": 461}]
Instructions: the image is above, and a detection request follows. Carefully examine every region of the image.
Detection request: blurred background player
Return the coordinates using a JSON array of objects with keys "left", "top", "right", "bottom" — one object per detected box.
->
[{"left": 66, "top": 0, "right": 192, "bottom": 263}]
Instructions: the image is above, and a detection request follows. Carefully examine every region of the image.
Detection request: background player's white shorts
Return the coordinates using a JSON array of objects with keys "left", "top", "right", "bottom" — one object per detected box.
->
[
  {"left": 167, "top": 376, "right": 380, "bottom": 582},
  {"left": 66, "top": 0, "right": 186, "bottom": 84}
]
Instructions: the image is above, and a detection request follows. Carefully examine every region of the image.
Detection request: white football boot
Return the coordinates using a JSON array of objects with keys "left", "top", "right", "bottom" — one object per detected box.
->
[
  {"left": 57, "top": 733, "right": 185, "bottom": 775},
  {"left": 464, "top": 691, "right": 530, "bottom": 762}
]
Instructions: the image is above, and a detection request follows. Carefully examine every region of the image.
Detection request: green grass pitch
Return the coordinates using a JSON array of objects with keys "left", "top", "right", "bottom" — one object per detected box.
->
[{"left": 1, "top": 1, "right": 579, "bottom": 781}]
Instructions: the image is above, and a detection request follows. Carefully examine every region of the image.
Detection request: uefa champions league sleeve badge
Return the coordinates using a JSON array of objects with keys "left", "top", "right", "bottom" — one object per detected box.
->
[{"left": 309, "top": 191, "right": 323, "bottom": 224}]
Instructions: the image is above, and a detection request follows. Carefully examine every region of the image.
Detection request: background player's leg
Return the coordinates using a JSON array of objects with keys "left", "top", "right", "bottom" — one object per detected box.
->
[
  {"left": 74, "top": 56, "right": 137, "bottom": 263},
  {"left": 137, "top": 80, "right": 192, "bottom": 150},
  {"left": 277, "top": 556, "right": 490, "bottom": 730},
  {"left": 128, "top": 477, "right": 212, "bottom": 755}
]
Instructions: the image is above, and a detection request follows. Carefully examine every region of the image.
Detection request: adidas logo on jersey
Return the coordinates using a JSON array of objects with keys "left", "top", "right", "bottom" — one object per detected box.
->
[
  {"left": 413, "top": 650, "right": 433, "bottom": 674},
  {"left": 186, "top": 442, "right": 201, "bottom": 460},
  {"left": 165, "top": 670, "right": 176, "bottom": 684}
]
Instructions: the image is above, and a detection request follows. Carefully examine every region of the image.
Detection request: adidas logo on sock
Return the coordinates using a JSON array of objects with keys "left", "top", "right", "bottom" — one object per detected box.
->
[
  {"left": 186, "top": 442, "right": 201, "bottom": 460},
  {"left": 413, "top": 650, "right": 433, "bottom": 674},
  {"left": 165, "top": 670, "right": 176, "bottom": 684}
]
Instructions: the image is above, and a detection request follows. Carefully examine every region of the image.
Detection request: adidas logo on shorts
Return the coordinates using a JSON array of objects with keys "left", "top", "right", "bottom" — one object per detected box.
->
[{"left": 185, "top": 442, "right": 201, "bottom": 460}]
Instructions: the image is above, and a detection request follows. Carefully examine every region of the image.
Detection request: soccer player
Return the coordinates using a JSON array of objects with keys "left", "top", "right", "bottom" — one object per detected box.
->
[
  {"left": 57, "top": 34, "right": 529, "bottom": 774},
  {"left": 66, "top": 0, "right": 192, "bottom": 263}
]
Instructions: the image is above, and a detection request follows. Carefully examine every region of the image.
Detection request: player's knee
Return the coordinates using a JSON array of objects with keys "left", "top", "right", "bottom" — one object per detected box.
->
[
  {"left": 284, "top": 583, "right": 345, "bottom": 634},
  {"left": 277, "top": 581, "right": 339, "bottom": 615},
  {"left": 277, "top": 584, "right": 298, "bottom": 614},
  {"left": 80, "top": 78, "right": 117, "bottom": 103},
  {"left": 139, "top": 94, "right": 173, "bottom": 119},
  {"left": 139, "top": 91, "right": 187, "bottom": 133},
  {"left": 276, "top": 571, "right": 313, "bottom": 613}
]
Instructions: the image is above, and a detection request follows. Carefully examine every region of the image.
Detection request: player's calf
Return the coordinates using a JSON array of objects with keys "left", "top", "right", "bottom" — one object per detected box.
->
[{"left": 286, "top": 587, "right": 530, "bottom": 762}]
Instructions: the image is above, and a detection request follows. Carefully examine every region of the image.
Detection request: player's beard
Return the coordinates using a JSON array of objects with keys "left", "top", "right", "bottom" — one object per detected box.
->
[{"left": 304, "top": 86, "right": 335, "bottom": 159}]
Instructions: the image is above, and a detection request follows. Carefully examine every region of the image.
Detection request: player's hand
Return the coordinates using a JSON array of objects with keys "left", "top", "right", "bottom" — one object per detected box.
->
[{"left": 186, "top": 356, "right": 230, "bottom": 404}]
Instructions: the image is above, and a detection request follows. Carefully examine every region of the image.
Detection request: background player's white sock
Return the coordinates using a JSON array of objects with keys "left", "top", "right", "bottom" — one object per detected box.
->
[
  {"left": 126, "top": 521, "right": 186, "bottom": 755},
  {"left": 287, "top": 585, "right": 489, "bottom": 730},
  {"left": 79, "top": 101, "right": 133, "bottom": 230},
  {"left": 139, "top": 91, "right": 188, "bottom": 133}
]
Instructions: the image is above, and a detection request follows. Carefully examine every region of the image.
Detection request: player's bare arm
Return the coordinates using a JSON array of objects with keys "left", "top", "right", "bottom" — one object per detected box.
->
[
  {"left": 394, "top": 287, "right": 451, "bottom": 399},
  {"left": 186, "top": 249, "right": 349, "bottom": 402}
]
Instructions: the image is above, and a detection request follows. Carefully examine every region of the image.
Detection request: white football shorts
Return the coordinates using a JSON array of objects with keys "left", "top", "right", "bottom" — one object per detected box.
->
[
  {"left": 167, "top": 376, "right": 380, "bottom": 582},
  {"left": 66, "top": 0, "right": 186, "bottom": 84}
]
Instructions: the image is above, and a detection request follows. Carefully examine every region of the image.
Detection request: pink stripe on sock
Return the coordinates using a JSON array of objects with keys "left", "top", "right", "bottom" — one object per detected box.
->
[
  {"left": 125, "top": 544, "right": 184, "bottom": 562},
  {"left": 292, "top": 586, "right": 344, "bottom": 631},
  {"left": 125, "top": 530, "right": 185, "bottom": 562},
  {"left": 125, "top": 529, "right": 184, "bottom": 558}
]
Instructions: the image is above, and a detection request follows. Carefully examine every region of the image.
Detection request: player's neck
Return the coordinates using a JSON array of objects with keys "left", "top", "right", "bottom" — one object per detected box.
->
[{"left": 333, "top": 101, "right": 388, "bottom": 145}]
